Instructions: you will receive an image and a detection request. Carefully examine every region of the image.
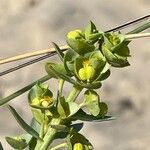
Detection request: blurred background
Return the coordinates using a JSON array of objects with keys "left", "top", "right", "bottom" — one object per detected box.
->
[{"left": 0, "top": 0, "right": 150, "bottom": 149}]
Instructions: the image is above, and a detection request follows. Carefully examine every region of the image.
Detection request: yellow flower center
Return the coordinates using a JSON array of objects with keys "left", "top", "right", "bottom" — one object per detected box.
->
[{"left": 40, "top": 96, "right": 53, "bottom": 107}]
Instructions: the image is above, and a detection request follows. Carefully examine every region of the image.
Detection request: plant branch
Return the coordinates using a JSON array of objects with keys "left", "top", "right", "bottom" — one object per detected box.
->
[{"left": 125, "top": 32, "right": 150, "bottom": 39}]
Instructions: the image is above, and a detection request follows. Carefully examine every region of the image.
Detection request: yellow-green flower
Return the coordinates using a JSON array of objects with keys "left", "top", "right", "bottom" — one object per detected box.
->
[{"left": 78, "top": 60, "right": 95, "bottom": 82}]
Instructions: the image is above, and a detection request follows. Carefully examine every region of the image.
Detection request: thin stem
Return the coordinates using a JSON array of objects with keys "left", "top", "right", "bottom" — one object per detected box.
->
[
  {"left": 66, "top": 85, "right": 83, "bottom": 102},
  {"left": 0, "top": 52, "right": 56, "bottom": 76},
  {"left": 49, "top": 143, "right": 68, "bottom": 150},
  {"left": 106, "top": 14, "right": 150, "bottom": 32},
  {"left": 125, "top": 32, "right": 150, "bottom": 39},
  {"left": 127, "top": 21, "right": 150, "bottom": 34},
  {"left": 58, "top": 79, "right": 64, "bottom": 96},
  {"left": 0, "top": 45, "right": 69, "bottom": 65}
]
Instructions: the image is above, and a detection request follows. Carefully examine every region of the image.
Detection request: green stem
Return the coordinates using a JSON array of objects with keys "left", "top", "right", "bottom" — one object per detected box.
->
[
  {"left": 49, "top": 143, "right": 67, "bottom": 150},
  {"left": 127, "top": 21, "right": 150, "bottom": 34},
  {"left": 58, "top": 79, "right": 64, "bottom": 96},
  {"left": 35, "top": 118, "right": 61, "bottom": 150},
  {"left": 66, "top": 85, "right": 83, "bottom": 102}
]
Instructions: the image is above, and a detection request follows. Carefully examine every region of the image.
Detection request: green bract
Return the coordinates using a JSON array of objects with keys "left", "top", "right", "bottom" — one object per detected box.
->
[
  {"left": 84, "top": 21, "right": 102, "bottom": 44},
  {"left": 28, "top": 83, "right": 54, "bottom": 110},
  {"left": 66, "top": 30, "right": 95, "bottom": 55},
  {"left": 102, "top": 32, "right": 130, "bottom": 67}
]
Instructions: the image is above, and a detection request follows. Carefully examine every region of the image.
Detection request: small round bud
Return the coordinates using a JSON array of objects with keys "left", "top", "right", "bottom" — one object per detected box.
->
[
  {"left": 78, "top": 68, "right": 87, "bottom": 81},
  {"left": 31, "top": 98, "right": 40, "bottom": 106},
  {"left": 73, "top": 143, "right": 84, "bottom": 150},
  {"left": 40, "top": 96, "right": 53, "bottom": 107},
  {"left": 66, "top": 30, "right": 95, "bottom": 55},
  {"left": 67, "top": 30, "right": 84, "bottom": 40},
  {"left": 41, "top": 101, "right": 49, "bottom": 107}
]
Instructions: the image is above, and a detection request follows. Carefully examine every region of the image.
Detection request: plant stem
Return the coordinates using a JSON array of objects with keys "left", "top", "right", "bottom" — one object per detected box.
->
[
  {"left": 127, "top": 21, "right": 150, "bottom": 34},
  {"left": 35, "top": 118, "right": 61, "bottom": 150},
  {"left": 125, "top": 32, "right": 150, "bottom": 39},
  {"left": 49, "top": 143, "right": 68, "bottom": 150},
  {"left": 66, "top": 85, "right": 83, "bottom": 102},
  {"left": 0, "top": 45, "right": 69, "bottom": 65},
  {"left": 58, "top": 79, "right": 64, "bottom": 96}
]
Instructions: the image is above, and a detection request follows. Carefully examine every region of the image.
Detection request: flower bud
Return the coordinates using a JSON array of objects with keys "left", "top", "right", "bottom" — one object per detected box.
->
[
  {"left": 67, "top": 30, "right": 84, "bottom": 40},
  {"left": 66, "top": 30, "right": 95, "bottom": 55},
  {"left": 31, "top": 98, "right": 41, "bottom": 106},
  {"left": 73, "top": 143, "right": 84, "bottom": 150}
]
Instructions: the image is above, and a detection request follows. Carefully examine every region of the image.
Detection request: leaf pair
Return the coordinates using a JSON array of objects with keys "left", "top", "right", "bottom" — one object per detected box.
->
[
  {"left": 102, "top": 33, "right": 130, "bottom": 67},
  {"left": 57, "top": 97, "right": 80, "bottom": 119}
]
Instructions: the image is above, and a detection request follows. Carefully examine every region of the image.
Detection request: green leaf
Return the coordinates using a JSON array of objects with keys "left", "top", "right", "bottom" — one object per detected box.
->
[
  {"left": 64, "top": 48, "right": 79, "bottom": 75},
  {"left": 29, "top": 137, "right": 37, "bottom": 150},
  {"left": 84, "top": 21, "right": 102, "bottom": 43},
  {"left": 52, "top": 42, "right": 64, "bottom": 61},
  {"left": 57, "top": 97, "right": 80, "bottom": 119},
  {"left": 30, "top": 118, "right": 40, "bottom": 132},
  {"left": 31, "top": 108, "right": 49, "bottom": 124},
  {"left": 5, "top": 134, "right": 32, "bottom": 150},
  {"left": 0, "top": 75, "right": 51, "bottom": 106},
  {"left": 70, "top": 123, "right": 84, "bottom": 133},
  {"left": 83, "top": 90, "right": 100, "bottom": 116},
  {"left": 80, "top": 81, "right": 102, "bottom": 89},
  {"left": 8, "top": 105, "right": 41, "bottom": 140},
  {"left": 72, "top": 109, "right": 115, "bottom": 122},
  {"left": 95, "top": 63, "right": 110, "bottom": 81},
  {"left": 102, "top": 45, "right": 130, "bottom": 67},
  {"left": 98, "top": 102, "right": 108, "bottom": 117},
  {"left": 45, "top": 63, "right": 77, "bottom": 85},
  {"left": 0, "top": 142, "right": 4, "bottom": 150},
  {"left": 68, "top": 132, "right": 93, "bottom": 149}
]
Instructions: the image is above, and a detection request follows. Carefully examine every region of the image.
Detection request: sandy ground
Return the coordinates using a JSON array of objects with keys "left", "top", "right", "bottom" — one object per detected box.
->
[{"left": 0, "top": 0, "right": 150, "bottom": 149}]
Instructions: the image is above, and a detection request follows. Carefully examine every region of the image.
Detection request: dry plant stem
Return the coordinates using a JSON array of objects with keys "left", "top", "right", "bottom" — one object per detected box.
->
[
  {"left": 125, "top": 32, "right": 150, "bottom": 39},
  {"left": 0, "top": 33, "right": 149, "bottom": 66},
  {"left": 0, "top": 45, "right": 69, "bottom": 65}
]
